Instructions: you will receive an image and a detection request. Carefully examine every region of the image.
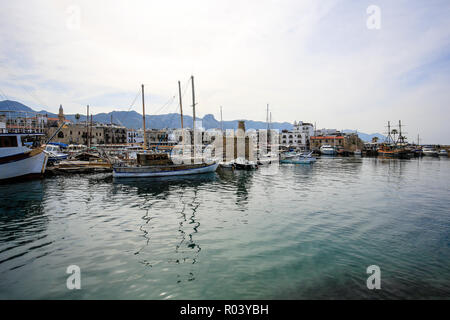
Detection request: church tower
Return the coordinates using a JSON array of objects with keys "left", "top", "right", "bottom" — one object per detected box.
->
[{"left": 58, "top": 104, "right": 64, "bottom": 124}]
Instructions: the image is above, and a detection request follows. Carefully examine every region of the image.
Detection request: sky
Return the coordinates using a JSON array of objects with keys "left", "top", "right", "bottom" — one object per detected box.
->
[{"left": 0, "top": 0, "right": 449, "bottom": 144}]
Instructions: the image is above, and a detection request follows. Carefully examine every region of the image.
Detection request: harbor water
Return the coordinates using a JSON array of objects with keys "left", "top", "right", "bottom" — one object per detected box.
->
[{"left": 0, "top": 157, "right": 449, "bottom": 299}]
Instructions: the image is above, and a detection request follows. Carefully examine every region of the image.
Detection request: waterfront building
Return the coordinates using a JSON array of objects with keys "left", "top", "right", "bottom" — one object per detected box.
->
[
  {"left": 0, "top": 111, "right": 47, "bottom": 133},
  {"left": 311, "top": 132, "right": 363, "bottom": 152},
  {"left": 46, "top": 122, "right": 127, "bottom": 145},
  {"left": 127, "top": 129, "right": 144, "bottom": 144},
  {"left": 280, "top": 121, "right": 314, "bottom": 151}
]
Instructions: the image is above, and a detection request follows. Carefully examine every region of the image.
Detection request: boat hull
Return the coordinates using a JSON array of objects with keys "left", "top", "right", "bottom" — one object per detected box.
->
[
  {"left": 281, "top": 158, "right": 316, "bottom": 164},
  {"left": 113, "top": 162, "right": 219, "bottom": 178},
  {"left": 0, "top": 149, "right": 48, "bottom": 182},
  {"left": 320, "top": 149, "right": 336, "bottom": 155}
]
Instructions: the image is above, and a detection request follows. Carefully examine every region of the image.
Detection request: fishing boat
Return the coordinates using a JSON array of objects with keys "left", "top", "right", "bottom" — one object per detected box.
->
[
  {"left": 422, "top": 146, "right": 439, "bottom": 157},
  {"left": 0, "top": 133, "right": 48, "bottom": 182},
  {"left": 113, "top": 79, "right": 219, "bottom": 178},
  {"left": 44, "top": 143, "right": 68, "bottom": 163},
  {"left": 320, "top": 144, "right": 336, "bottom": 155},
  {"left": 280, "top": 152, "right": 316, "bottom": 164},
  {"left": 280, "top": 151, "right": 300, "bottom": 160}
]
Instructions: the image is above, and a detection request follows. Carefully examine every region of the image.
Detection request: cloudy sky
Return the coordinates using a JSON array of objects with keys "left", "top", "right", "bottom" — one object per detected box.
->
[{"left": 0, "top": 0, "right": 449, "bottom": 143}]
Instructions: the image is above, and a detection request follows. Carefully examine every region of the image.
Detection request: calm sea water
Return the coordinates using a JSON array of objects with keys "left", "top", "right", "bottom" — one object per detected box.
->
[{"left": 0, "top": 157, "right": 449, "bottom": 299}]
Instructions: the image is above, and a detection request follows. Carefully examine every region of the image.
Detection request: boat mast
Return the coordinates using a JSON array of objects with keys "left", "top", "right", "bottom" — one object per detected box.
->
[
  {"left": 86, "top": 104, "right": 90, "bottom": 148},
  {"left": 191, "top": 75, "right": 196, "bottom": 133},
  {"left": 387, "top": 121, "right": 391, "bottom": 144},
  {"left": 178, "top": 80, "right": 185, "bottom": 153},
  {"left": 142, "top": 84, "right": 147, "bottom": 150},
  {"left": 220, "top": 106, "right": 223, "bottom": 132},
  {"left": 178, "top": 81, "right": 184, "bottom": 130}
]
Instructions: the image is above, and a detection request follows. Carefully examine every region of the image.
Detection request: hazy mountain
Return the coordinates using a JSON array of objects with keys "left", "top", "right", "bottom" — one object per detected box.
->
[
  {"left": 0, "top": 100, "right": 36, "bottom": 113},
  {"left": 1, "top": 100, "right": 385, "bottom": 139},
  {"left": 343, "top": 130, "right": 386, "bottom": 142},
  {"left": 0, "top": 99, "right": 293, "bottom": 130}
]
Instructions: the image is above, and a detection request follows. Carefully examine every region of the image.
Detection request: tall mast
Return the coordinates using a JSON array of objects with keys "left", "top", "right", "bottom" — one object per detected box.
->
[
  {"left": 387, "top": 121, "right": 391, "bottom": 143},
  {"left": 86, "top": 104, "right": 89, "bottom": 147},
  {"left": 266, "top": 104, "right": 269, "bottom": 132},
  {"left": 142, "top": 84, "right": 147, "bottom": 150},
  {"left": 90, "top": 114, "right": 93, "bottom": 146},
  {"left": 269, "top": 112, "right": 272, "bottom": 131},
  {"left": 398, "top": 120, "right": 402, "bottom": 144},
  {"left": 178, "top": 80, "right": 184, "bottom": 130},
  {"left": 191, "top": 75, "right": 196, "bottom": 133}
]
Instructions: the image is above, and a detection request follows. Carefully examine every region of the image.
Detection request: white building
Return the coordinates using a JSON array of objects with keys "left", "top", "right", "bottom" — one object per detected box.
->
[
  {"left": 280, "top": 121, "right": 314, "bottom": 151},
  {"left": 0, "top": 115, "right": 6, "bottom": 133},
  {"left": 315, "top": 128, "right": 338, "bottom": 136}
]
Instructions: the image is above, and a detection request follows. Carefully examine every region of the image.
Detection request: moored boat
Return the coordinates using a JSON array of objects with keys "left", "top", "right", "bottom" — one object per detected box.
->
[
  {"left": 320, "top": 144, "right": 336, "bottom": 155},
  {"left": 233, "top": 157, "right": 257, "bottom": 170},
  {"left": 439, "top": 149, "right": 448, "bottom": 157},
  {"left": 114, "top": 80, "right": 219, "bottom": 178},
  {"left": 377, "top": 144, "right": 412, "bottom": 159},
  {"left": 422, "top": 146, "right": 439, "bottom": 157},
  {"left": 44, "top": 143, "right": 68, "bottom": 163},
  {"left": 0, "top": 133, "right": 48, "bottom": 182},
  {"left": 280, "top": 151, "right": 316, "bottom": 164}
]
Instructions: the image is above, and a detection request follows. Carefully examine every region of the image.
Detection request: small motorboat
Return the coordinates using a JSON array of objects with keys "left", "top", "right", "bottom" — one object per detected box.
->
[
  {"left": 422, "top": 146, "right": 439, "bottom": 157},
  {"left": 234, "top": 157, "right": 257, "bottom": 170},
  {"left": 320, "top": 144, "right": 336, "bottom": 155},
  {"left": 219, "top": 161, "right": 235, "bottom": 169},
  {"left": 354, "top": 149, "right": 362, "bottom": 156},
  {"left": 280, "top": 152, "right": 316, "bottom": 164},
  {"left": 439, "top": 149, "right": 448, "bottom": 156},
  {"left": 44, "top": 143, "right": 68, "bottom": 163}
]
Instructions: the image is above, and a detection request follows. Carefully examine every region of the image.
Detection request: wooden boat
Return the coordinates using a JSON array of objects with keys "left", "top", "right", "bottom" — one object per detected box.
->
[
  {"left": 377, "top": 144, "right": 412, "bottom": 159},
  {"left": 113, "top": 80, "right": 219, "bottom": 178},
  {"left": 114, "top": 161, "right": 219, "bottom": 178}
]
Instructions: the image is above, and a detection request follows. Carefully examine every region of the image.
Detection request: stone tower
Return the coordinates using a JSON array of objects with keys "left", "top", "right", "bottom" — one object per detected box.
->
[{"left": 58, "top": 104, "right": 64, "bottom": 125}]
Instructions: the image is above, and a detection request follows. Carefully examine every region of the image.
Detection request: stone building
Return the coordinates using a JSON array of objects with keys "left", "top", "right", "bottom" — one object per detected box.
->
[{"left": 47, "top": 123, "right": 127, "bottom": 145}]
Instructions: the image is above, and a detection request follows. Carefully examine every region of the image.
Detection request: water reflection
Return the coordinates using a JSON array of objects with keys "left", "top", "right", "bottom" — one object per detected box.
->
[
  {"left": 0, "top": 180, "right": 48, "bottom": 271},
  {"left": 115, "top": 174, "right": 220, "bottom": 285}
]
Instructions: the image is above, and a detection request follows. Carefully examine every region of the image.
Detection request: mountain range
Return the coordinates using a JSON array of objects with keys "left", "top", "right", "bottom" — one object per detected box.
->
[{"left": 0, "top": 100, "right": 385, "bottom": 142}]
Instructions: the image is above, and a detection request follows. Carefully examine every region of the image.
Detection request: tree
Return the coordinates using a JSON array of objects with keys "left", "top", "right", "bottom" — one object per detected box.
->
[
  {"left": 391, "top": 129, "right": 398, "bottom": 142},
  {"left": 75, "top": 113, "right": 80, "bottom": 124}
]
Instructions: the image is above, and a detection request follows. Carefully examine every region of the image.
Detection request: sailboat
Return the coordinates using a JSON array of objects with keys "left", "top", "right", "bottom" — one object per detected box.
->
[{"left": 113, "top": 78, "right": 219, "bottom": 178}]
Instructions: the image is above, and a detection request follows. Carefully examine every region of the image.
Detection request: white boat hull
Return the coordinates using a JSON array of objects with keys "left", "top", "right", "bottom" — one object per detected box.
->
[
  {"left": 113, "top": 162, "right": 219, "bottom": 178},
  {"left": 0, "top": 150, "right": 48, "bottom": 181}
]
